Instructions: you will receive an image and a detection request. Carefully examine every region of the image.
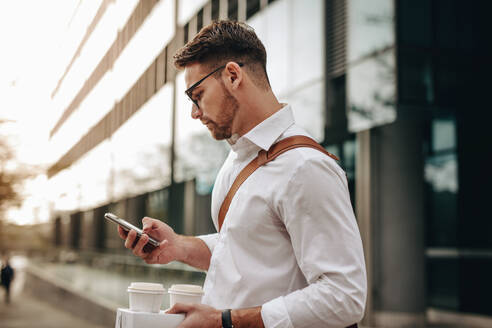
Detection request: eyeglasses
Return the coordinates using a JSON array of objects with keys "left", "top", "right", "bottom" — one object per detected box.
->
[{"left": 185, "top": 62, "right": 244, "bottom": 109}]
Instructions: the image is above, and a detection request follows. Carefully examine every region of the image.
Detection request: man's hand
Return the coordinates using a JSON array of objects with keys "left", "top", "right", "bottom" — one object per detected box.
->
[
  {"left": 166, "top": 303, "right": 221, "bottom": 328},
  {"left": 118, "top": 217, "right": 182, "bottom": 264}
]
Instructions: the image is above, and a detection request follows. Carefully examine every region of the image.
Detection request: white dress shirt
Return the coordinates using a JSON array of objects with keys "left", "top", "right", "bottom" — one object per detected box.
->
[{"left": 198, "top": 105, "right": 367, "bottom": 328}]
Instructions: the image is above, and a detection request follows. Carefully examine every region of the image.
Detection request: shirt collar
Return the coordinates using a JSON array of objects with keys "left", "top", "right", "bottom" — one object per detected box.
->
[{"left": 229, "top": 104, "right": 295, "bottom": 153}]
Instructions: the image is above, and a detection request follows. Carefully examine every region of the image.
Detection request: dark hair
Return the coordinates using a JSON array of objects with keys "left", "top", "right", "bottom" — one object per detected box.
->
[{"left": 173, "top": 20, "right": 270, "bottom": 88}]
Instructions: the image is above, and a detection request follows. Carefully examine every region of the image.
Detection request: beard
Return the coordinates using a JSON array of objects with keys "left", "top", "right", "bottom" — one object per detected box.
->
[{"left": 205, "top": 85, "right": 239, "bottom": 140}]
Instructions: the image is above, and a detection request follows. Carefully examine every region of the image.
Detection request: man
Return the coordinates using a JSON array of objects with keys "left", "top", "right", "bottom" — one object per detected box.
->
[
  {"left": 119, "top": 20, "right": 366, "bottom": 328},
  {"left": 1, "top": 255, "right": 15, "bottom": 304}
]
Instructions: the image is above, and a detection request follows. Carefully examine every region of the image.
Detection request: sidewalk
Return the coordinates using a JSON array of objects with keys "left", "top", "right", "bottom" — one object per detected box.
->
[
  {"left": 0, "top": 291, "right": 107, "bottom": 328},
  {"left": 0, "top": 256, "right": 109, "bottom": 328}
]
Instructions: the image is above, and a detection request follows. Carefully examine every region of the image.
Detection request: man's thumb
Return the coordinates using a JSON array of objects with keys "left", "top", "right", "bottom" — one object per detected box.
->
[{"left": 166, "top": 302, "right": 191, "bottom": 314}]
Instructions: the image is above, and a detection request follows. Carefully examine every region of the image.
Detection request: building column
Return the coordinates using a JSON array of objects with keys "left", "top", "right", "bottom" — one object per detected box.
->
[{"left": 357, "top": 116, "right": 426, "bottom": 327}]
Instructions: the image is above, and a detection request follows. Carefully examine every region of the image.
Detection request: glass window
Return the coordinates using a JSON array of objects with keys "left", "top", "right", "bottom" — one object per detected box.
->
[
  {"left": 247, "top": 0, "right": 289, "bottom": 97},
  {"left": 434, "top": 0, "right": 458, "bottom": 50},
  {"left": 348, "top": 0, "right": 395, "bottom": 63},
  {"left": 432, "top": 117, "right": 456, "bottom": 152},
  {"left": 110, "top": 85, "right": 173, "bottom": 200},
  {"left": 290, "top": 0, "right": 324, "bottom": 88},
  {"left": 146, "top": 188, "right": 169, "bottom": 221},
  {"left": 323, "top": 136, "right": 357, "bottom": 209},
  {"left": 460, "top": 258, "right": 492, "bottom": 316},
  {"left": 427, "top": 257, "right": 459, "bottom": 310},
  {"left": 398, "top": 51, "right": 433, "bottom": 105},
  {"left": 286, "top": 81, "right": 324, "bottom": 141},
  {"left": 197, "top": 9, "right": 203, "bottom": 32},
  {"left": 434, "top": 56, "right": 458, "bottom": 106},
  {"left": 228, "top": 0, "right": 238, "bottom": 20},
  {"left": 347, "top": 49, "right": 396, "bottom": 132},
  {"left": 178, "top": 0, "right": 208, "bottom": 26},
  {"left": 397, "top": 0, "right": 432, "bottom": 47},
  {"left": 212, "top": 0, "right": 219, "bottom": 20},
  {"left": 184, "top": 22, "right": 189, "bottom": 44},
  {"left": 425, "top": 115, "right": 458, "bottom": 247},
  {"left": 246, "top": 0, "right": 260, "bottom": 20},
  {"left": 425, "top": 153, "right": 458, "bottom": 247},
  {"left": 347, "top": 0, "right": 396, "bottom": 132}
]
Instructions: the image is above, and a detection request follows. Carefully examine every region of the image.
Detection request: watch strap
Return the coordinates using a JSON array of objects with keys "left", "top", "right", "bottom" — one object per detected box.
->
[{"left": 221, "top": 309, "right": 234, "bottom": 328}]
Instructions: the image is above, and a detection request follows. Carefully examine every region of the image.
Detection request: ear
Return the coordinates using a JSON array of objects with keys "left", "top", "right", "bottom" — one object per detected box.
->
[{"left": 223, "top": 61, "right": 243, "bottom": 91}]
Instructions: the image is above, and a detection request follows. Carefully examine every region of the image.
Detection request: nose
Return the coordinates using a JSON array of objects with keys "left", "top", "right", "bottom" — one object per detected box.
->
[{"left": 191, "top": 105, "right": 202, "bottom": 119}]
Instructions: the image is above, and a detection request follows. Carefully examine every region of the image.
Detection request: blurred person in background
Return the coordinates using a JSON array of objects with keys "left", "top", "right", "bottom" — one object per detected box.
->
[
  {"left": 118, "top": 20, "right": 366, "bottom": 328},
  {"left": 1, "top": 255, "right": 15, "bottom": 304}
]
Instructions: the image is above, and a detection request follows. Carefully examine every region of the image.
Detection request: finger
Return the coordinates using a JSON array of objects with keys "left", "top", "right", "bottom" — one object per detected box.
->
[
  {"left": 144, "top": 240, "right": 168, "bottom": 263},
  {"left": 124, "top": 230, "right": 137, "bottom": 249},
  {"left": 118, "top": 226, "right": 129, "bottom": 240},
  {"left": 141, "top": 217, "right": 155, "bottom": 232},
  {"left": 166, "top": 302, "right": 193, "bottom": 314},
  {"left": 132, "top": 234, "right": 149, "bottom": 257}
]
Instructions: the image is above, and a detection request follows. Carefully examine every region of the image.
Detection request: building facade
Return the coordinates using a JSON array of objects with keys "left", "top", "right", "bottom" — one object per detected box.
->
[{"left": 46, "top": 0, "right": 492, "bottom": 326}]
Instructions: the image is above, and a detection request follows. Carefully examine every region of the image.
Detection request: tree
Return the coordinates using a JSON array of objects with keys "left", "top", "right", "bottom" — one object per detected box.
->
[
  {"left": 0, "top": 120, "right": 35, "bottom": 250},
  {"left": 0, "top": 127, "right": 24, "bottom": 217}
]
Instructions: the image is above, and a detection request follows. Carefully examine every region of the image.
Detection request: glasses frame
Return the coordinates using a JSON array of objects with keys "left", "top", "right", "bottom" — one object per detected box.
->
[{"left": 185, "top": 62, "right": 244, "bottom": 109}]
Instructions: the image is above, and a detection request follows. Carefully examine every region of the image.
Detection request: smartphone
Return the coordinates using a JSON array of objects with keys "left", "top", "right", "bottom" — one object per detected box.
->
[{"left": 104, "top": 213, "right": 160, "bottom": 252}]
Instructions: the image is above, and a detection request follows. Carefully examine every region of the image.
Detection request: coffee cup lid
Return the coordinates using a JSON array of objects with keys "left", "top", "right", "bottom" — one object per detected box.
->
[
  {"left": 128, "top": 282, "right": 165, "bottom": 293},
  {"left": 168, "top": 284, "right": 204, "bottom": 295}
]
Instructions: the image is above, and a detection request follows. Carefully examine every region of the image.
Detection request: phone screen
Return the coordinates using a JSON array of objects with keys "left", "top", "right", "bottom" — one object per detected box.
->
[{"left": 104, "top": 213, "right": 160, "bottom": 250}]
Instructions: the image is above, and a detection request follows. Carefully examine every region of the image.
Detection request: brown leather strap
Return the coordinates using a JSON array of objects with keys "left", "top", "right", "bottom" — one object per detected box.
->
[{"left": 218, "top": 135, "right": 339, "bottom": 232}]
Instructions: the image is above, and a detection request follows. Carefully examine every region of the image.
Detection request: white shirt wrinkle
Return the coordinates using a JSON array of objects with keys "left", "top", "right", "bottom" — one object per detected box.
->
[{"left": 196, "top": 104, "right": 366, "bottom": 327}]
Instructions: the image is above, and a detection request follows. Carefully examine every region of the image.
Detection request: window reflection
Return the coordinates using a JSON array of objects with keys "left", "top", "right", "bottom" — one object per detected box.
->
[
  {"left": 399, "top": 51, "right": 433, "bottom": 105},
  {"left": 324, "top": 137, "right": 356, "bottom": 209},
  {"left": 110, "top": 85, "right": 173, "bottom": 200},
  {"left": 247, "top": 0, "right": 324, "bottom": 139},
  {"left": 348, "top": 49, "right": 396, "bottom": 132},
  {"left": 347, "top": 0, "right": 396, "bottom": 132},
  {"left": 287, "top": 81, "right": 324, "bottom": 141},
  {"left": 425, "top": 116, "right": 458, "bottom": 247},
  {"left": 348, "top": 0, "right": 394, "bottom": 63}
]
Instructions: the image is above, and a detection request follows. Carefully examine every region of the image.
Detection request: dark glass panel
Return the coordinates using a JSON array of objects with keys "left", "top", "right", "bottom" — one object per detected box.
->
[
  {"left": 434, "top": 0, "right": 458, "bottom": 50},
  {"left": 246, "top": 0, "right": 260, "bottom": 20},
  {"left": 398, "top": 50, "right": 433, "bottom": 105},
  {"left": 212, "top": 0, "right": 220, "bottom": 20},
  {"left": 228, "top": 0, "right": 238, "bottom": 21},
  {"left": 425, "top": 116, "right": 458, "bottom": 248},
  {"left": 460, "top": 258, "right": 492, "bottom": 316},
  {"left": 427, "top": 257, "right": 459, "bottom": 310},
  {"left": 397, "top": 0, "right": 431, "bottom": 47},
  {"left": 197, "top": 8, "right": 203, "bottom": 32},
  {"left": 434, "top": 56, "right": 458, "bottom": 106},
  {"left": 184, "top": 22, "right": 189, "bottom": 44}
]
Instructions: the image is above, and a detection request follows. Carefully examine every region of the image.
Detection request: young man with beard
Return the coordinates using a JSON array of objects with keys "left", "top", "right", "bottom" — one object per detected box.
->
[{"left": 119, "top": 20, "right": 366, "bottom": 328}]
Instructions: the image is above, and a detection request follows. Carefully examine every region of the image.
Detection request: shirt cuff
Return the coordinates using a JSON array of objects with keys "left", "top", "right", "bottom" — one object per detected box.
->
[
  {"left": 261, "top": 296, "right": 294, "bottom": 328},
  {"left": 196, "top": 233, "right": 219, "bottom": 253}
]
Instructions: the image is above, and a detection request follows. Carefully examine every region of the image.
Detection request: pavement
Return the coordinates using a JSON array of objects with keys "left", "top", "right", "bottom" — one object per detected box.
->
[
  {"left": 0, "top": 256, "right": 107, "bottom": 328},
  {"left": 0, "top": 291, "right": 107, "bottom": 328}
]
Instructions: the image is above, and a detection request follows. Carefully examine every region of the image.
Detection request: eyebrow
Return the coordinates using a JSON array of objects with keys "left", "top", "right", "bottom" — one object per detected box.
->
[{"left": 190, "top": 85, "right": 203, "bottom": 97}]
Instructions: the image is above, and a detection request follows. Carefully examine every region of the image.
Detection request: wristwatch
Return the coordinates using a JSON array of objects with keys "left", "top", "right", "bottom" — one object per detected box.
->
[{"left": 222, "top": 309, "right": 234, "bottom": 328}]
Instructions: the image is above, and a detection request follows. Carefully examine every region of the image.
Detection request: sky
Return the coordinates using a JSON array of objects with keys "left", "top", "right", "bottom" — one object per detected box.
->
[
  {"left": 0, "top": 0, "right": 80, "bottom": 224},
  {"left": 0, "top": 0, "right": 80, "bottom": 166}
]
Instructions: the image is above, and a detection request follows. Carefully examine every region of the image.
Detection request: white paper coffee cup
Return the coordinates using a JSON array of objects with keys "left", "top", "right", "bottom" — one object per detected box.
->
[
  {"left": 127, "top": 282, "right": 166, "bottom": 313},
  {"left": 168, "top": 284, "right": 204, "bottom": 307}
]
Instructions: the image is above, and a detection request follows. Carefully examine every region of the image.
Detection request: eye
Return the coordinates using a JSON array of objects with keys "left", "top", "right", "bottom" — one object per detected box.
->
[{"left": 193, "top": 90, "right": 203, "bottom": 103}]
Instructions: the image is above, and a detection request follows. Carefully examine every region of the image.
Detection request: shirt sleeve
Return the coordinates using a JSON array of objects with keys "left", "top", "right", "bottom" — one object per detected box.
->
[
  {"left": 262, "top": 155, "right": 367, "bottom": 328},
  {"left": 196, "top": 233, "right": 219, "bottom": 253}
]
